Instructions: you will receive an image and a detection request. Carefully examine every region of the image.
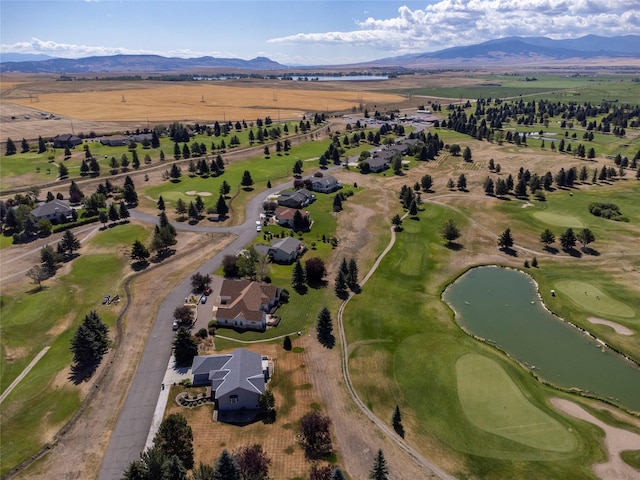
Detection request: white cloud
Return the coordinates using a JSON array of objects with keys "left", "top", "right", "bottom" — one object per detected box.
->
[
  {"left": 269, "top": 0, "right": 640, "bottom": 55},
  {"left": 0, "top": 37, "right": 237, "bottom": 59}
]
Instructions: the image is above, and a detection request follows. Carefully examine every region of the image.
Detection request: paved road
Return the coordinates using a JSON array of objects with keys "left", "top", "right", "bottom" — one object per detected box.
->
[{"left": 97, "top": 182, "right": 288, "bottom": 480}]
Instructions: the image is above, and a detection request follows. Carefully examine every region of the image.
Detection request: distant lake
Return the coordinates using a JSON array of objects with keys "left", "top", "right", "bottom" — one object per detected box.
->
[
  {"left": 443, "top": 266, "right": 640, "bottom": 413},
  {"left": 288, "top": 75, "right": 389, "bottom": 82}
]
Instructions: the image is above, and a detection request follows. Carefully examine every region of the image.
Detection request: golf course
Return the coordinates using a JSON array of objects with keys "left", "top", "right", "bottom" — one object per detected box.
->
[{"left": 1, "top": 72, "right": 639, "bottom": 479}]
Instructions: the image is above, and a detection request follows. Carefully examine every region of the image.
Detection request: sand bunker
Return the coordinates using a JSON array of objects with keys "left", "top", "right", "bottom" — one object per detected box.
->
[
  {"left": 196, "top": 192, "right": 212, "bottom": 196},
  {"left": 185, "top": 190, "right": 197, "bottom": 195},
  {"left": 551, "top": 398, "right": 640, "bottom": 480},
  {"left": 588, "top": 318, "right": 634, "bottom": 336}
]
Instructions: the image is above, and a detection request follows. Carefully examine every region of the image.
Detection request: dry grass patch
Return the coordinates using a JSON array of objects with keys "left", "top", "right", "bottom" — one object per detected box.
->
[{"left": 8, "top": 82, "right": 405, "bottom": 123}]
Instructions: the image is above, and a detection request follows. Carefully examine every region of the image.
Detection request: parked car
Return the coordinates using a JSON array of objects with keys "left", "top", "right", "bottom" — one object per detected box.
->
[
  {"left": 201, "top": 296, "right": 207, "bottom": 304},
  {"left": 256, "top": 225, "right": 262, "bottom": 232},
  {"left": 102, "top": 294, "right": 110, "bottom": 305},
  {"left": 204, "top": 287, "right": 212, "bottom": 295},
  {"left": 172, "top": 321, "right": 179, "bottom": 331}
]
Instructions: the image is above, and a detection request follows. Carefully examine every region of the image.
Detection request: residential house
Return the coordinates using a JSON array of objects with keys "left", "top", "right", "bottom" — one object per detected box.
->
[
  {"left": 363, "top": 156, "right": 390, "bottom": 173},
  {"left": 131, "top": 133, "right": 153, "bottom": 143},
  {"left": 274, "top": 207, "right": 311, "bottom": 229},
  {"left": 254, "top": 237, "right": 306, "bottom": 264},
  {"left": 310, "top": 175, "right": 341, "bottom": 193},
  {"left": 214, "top": 279, "right": 281, "bottom": 332},
  {"left": 276, "top": 188, "right": 315, "bottom": 209},
  {"left": 191, "top": 348, "right": 270, "bottom": 411},
  {"left": 30, "top": 199, "right": 74, "bottom": 223},
  {"left": 53, "top": 134, "right": 82, "bottom": 149},
  {"left": 99, "top": 135, "right": 129, "bottom": 146}
]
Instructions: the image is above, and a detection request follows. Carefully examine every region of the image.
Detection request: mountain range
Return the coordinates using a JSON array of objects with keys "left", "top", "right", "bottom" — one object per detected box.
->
[{"left": 1, "top": 35, "right": 639, "bottom": 73}]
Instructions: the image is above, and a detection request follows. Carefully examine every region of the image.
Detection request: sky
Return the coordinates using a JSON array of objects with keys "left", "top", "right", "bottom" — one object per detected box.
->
[{"left": 1, "top": 0, "right": 640, "bottom": 65}]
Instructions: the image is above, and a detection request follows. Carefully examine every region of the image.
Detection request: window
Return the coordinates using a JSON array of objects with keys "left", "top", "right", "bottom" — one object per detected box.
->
[{"left": 230, "top": 395, "right": 238, "bottom": 404}]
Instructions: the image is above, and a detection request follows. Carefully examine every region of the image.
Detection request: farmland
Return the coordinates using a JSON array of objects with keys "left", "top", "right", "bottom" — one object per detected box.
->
[{"left": 1, "top": 71, "right": 640, "bottom": 479}]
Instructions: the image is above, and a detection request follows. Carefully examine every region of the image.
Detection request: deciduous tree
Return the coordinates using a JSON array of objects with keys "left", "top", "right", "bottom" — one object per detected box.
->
[{"left": 299, "top": 411, "right": 333, "bottom": 459}]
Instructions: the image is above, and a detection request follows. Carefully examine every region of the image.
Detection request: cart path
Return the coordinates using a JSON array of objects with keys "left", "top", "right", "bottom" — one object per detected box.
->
[{"left": 0, "top": 347, "right": 50, "bottom": 404}]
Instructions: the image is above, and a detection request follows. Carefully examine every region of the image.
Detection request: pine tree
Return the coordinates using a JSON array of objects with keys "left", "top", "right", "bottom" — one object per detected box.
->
[
  {"left": 498, "top": 228, "right": 514, "bottom": 250},
  {"left": 316, "top": 307, "right": 334, "bottom": 346},
  {"left": 369, "top": 449, "right": 389, "bottom": 480},
  {"left": 347, "top": 258, "right": 359, "bottom": 289},
  {"left": 153, "top": 413, "right": 194, "bottom": 470},
  {"left": 292, "top": 259, "right": 306, "bottom": 292},
  {"left": 392, "top": 405, "right": 404, "bottom": 437},
  {"left": 173, "top": 328, "right": 198, "bottom": 368},
  {"left": 58, "top": 229, "right": 81, "bottom": 258},
  {"left": 131, "top": 239, "right": 150, "bottom": 263},
  {"left": 157, "top": 196, "right": 165, "bottom": 211},
  {"left": 213, "top": 450, "right": 241, "bottom": 480},
  {"left": 5, "top": 137, "right": 16, "bottom": 156},
  {"left": 70, "top": 311, "right": 109, "bottom": 375}
]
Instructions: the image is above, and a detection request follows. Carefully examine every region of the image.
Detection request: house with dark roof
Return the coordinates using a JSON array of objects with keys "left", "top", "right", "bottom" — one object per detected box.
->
[
  {"left": 254, "top": 237, "right": 306, "bottom": 264},
  {"left": 99, "top": 135, "right": 129, "bottom": 146},
  {"left": 53, "top": 134, "right": 82, "bottom": 149},
  {"left": 310, "top": 175, "right": 341, "bottom": 193},
  {"left": 213, "top": 280, "right": 281, "bottom": 332},
  {"left": 276, "top": 188, "right": 315, "bottom": 209},
  {"left": 191, "top": 348, "right": 270, "bottom": 411},
  {"left": 363, "top": 156, "right": 390, "bottom": 173},
  {"left": 31, "top": 199, "right": 74, "bottom": 223}
]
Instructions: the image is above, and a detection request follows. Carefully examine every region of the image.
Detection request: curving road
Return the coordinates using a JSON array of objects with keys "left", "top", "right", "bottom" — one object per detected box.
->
[{"left": 97, "top": 182, "right": 286, "bottom": 480}]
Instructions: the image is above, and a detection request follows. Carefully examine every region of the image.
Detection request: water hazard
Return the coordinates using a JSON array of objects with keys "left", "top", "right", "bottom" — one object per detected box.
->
[{"left": 443, "top": 266, "right": 640, "bottom": 412}]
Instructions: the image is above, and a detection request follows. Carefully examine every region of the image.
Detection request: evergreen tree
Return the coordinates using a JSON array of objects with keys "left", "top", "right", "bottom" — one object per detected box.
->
[
  {"left": 58, "top": 229, "right": 81, "bottom": 258},
  {"left": 498, "top": 228, "right": 514, "bottom": 250},
  {"left": 108, "top": 203, "right": 120, "bottom": 223},
  {"left": 347, "top": 258, "right": 359, "bottom": 289},
  {"left": 157, "top": 195, "right": 166, "bottom": 211},
  {"left": 576, "top": 228, "right": 595, "bottom": 251},
  {"left": 70, "top": 311, "right": 109, "bottom": 375},
  {"left": 316, "top": 307, "right": 334, "bottom": 347},
  {"left": 440, "top": 219, "right": 461, "bottom": 246},
  {"left": 213, "top": 450, "right": 241, "bottom": 480},
  {"left": 131, "top": 239, "right": 150, "bottom": 263},
  {"left": 560, "top": 228, "right": 576, "bottom": 251},
  {"left": 392, "top": 405, "right": 404, "bottom": 438},
  {"left": 292, "top": 259, "right": 306, "bottom": 292},
  {"left": 38, "top": 136, "right": 46, "bottom": 153},
  {"left": 241, "top": 170, "right": 254, "bottom": 188},
  {"left": 153, "top": 413, "right": 194, "bottom": 470},
  {"left": 283, "top": 335, "right": 292, "bottom": 351},
  {"left": 540, "top": 228, "right": 555, "bottom": 248},
  {"left": 369, "top": 449, "right": 389, "bottom": 480},
  {"left": 215, "top": 195, "right": 229, "bottom": 217},
  {"left": 175, "top": 198, "right": 187, "bottom": 218},
  {"left": 5, "top": 137, "right": 16, "bottom": 156},
  {"left": 335, "top": 269, "right": 347, "bottom": 296},
  {"left": 173, "top": 328, "right": 198, "bottom": 368}
]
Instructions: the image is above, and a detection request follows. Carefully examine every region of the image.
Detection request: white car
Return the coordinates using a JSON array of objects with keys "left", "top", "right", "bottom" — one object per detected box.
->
[{"left": 256, "top": 225, "right": 262, "bottom": 232}]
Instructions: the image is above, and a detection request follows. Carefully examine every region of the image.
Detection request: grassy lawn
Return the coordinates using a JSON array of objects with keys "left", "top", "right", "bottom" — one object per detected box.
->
[
  {"left": 0, "top": 223, "right": 150, "bottom": 476},
  {"left": 342, "top": 189, "right": 632, "bottom": 478},
  {"left": 394, "top": 74, "right": 640, "bottom": 104}
]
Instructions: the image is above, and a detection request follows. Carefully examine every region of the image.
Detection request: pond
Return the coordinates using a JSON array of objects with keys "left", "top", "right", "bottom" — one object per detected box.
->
[{"left": 443, "top": 266, "right": 640, "bottom": 413}]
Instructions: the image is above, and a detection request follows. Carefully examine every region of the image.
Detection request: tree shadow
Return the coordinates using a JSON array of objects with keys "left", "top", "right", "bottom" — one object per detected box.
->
[
  {"left": 564, "top": 247, "right": 582, "bottom": 258},
  {"left": 500, "top": 247, "right": 518, "bottom": 256},
  {"left": 583, "top": 247, "right": 600, "bottom": 256},
  {"left": 496, "top": 196, "right": 511, "bottom": 201},
  {"left": 393, "top": 423, "right": 405, "bottom": 438},
  {"left": 543, "top": 246, "right": 559, "bottom": 254},
  {"left": 294, "top": 285, "right": 308, "bottom": 295},
  {"left": 131, "top": 260, "right": 150, "bottom": 272},
  {"left": 445, "top": 242, "right": 463, "bottom": 251},
  {"left": 307, "top": 279, "right": 328, "bottom": 290},
  {"left": 409, "top": 215, "right": 420, "bottom": 221}
]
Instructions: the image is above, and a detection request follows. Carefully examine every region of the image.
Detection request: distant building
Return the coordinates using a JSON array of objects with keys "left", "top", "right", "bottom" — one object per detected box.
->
[
  {"left": 254, "top": 237, "right": 306, "bottom": 264},
  {"left": 53, "top": 134, "right": 82, "bottom": 149},
  {"left": 309, "top": 175, "right": 341, "bottom": 193},
  {"left": 277, "top": 188, "right": 315, "bottom": 209}
]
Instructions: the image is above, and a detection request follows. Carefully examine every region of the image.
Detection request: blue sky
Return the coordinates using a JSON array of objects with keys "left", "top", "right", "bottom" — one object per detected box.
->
[{"left": 1, "top": 0, "right": 639, "bottom": 65}]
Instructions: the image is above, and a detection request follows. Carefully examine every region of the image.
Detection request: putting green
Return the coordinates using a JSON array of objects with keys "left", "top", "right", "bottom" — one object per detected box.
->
[
  {"left": 456, "top": 354, "right": 575, "bottom": 452},
  {"left": 532, "top": 211, "right": 584, "bottom": 228},
  {"left": 555, "top": 280, "right": 636, "bottom": 318}
]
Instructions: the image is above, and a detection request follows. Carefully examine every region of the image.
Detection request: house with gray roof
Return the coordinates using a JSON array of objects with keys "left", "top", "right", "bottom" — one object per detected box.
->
[
  {"left": 31, "top": 199, "right": 74, "bottom": 223},
  {"left": 254, "top": 237, "right": 306, "bottom": 264},
  {"left": 310, "top": 175, "right": 341, "bottom": 193},
  {"left": 53, "top": 134, "right": 82, "bottom": 149},
  {"left": 191, "top": 348, "right": 270, "bottom": 411},
  {"left": 276, "top": 188, "right": 315, "bottom": 209}
]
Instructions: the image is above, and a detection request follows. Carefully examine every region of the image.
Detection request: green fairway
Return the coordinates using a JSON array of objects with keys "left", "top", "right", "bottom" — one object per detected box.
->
[
  {"left": 456, "top": 354, "right": 576, "bottom": 452},
  {"left": 532, "top": 211, "right": 584, "bottom": 228},
  {"left": 554, "top": 280, "right": 636, "bottom": 319}
]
